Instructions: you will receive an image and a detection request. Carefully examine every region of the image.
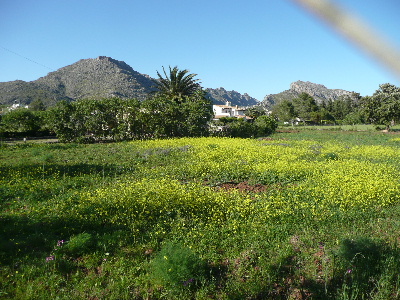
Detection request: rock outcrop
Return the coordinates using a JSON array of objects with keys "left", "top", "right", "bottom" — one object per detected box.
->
[
  {"left": 205, "top": 87, "right": 259, "bottom": 106},
  {"left": 261, "top": 80, "right": 358, "bottom": 109}
]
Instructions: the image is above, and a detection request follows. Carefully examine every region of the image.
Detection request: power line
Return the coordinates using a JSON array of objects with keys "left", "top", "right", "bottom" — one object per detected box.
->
[{"left": 0, "top": 46, "right": 55, "bottom": 71}]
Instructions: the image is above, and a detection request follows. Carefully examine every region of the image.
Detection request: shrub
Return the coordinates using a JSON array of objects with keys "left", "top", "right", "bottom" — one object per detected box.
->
[
  {"left": 253, "top": 115, "right": 278, "bottom": 136},
  {"left": 150, "top": 241, "right": 207, "bottom": 290},
  {"left": 215, "top": 115, "right": 277, "bottom": 138},
  {"left": 62, "top": 233, "right": 95, "bottom": 257},
  {"left": 225, "top": 118, "right": 255, "bottom": 138}
]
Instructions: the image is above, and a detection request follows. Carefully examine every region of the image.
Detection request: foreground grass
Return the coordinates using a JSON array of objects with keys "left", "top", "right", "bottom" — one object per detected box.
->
[{"left": 1, "top": 131, "right": 400, "bottom": 299}]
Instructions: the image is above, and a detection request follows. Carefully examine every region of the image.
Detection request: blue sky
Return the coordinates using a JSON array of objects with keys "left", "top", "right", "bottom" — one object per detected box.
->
[{"left": 1, "top": 0, "right": 399, "bottom": 101}]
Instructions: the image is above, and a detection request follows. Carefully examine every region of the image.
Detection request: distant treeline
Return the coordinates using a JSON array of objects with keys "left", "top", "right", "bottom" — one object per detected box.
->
[
  {"left": 271, "top": 83, "right": 400, "bottom": 130},
  {"left": 3, "top": 82, "right": 398, "bottom": 141},
  {"left": 0, "top": 93, "right": 277, "bottom": 142}
]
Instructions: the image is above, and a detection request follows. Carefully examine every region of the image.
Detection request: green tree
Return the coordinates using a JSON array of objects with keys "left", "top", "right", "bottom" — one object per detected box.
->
[
  {"left": 29, "top": 99, "right": 46, "bottom": 111},
  {"left": 141, "top": 96, "right": 182, "bottom": 138},
  {"left": 245, "top": 106, "right": 267, "bottom": 119},
  {"left": 216, "top": 115, "right": 277, "bottom": 138},
  {"left": 217, "top": 117, "right": 239, "bottom": 125},
  {"left": 253, "top": 115, "right": 278, "bottom": 136},
  {"left": 272, "top": 99, "right": 296, "bottom": 123},
  {"left": 326, "top": 94, "right": 360, "bottom": 121},
  {"left": 292, "top": 93, "right": 319, "bottom": 122},
  {"left": 152, "top": 66, "right": 201, "bottom": 102},
  {"left": 142, "top": 90, "right": 213, "bottom": 138},
  {"left": 113, "top": 98, "right": 142, "bottom": 141},
  {"left": 309, "top": 108, "right": 335, "bottom": 124},
  {"left": 145, "top": 67, "right": 212, "bottom": 138},
  {"left": 224, "top": 118, "right": 255, "bottom": 138},
  {"left": 342, "top": 111, "right": 364, "bottom": 125},
  {"left": 46, "top": 101, "right": 85, "bottom": 142},
  {"left": 360, "top": 83, "right": 400, "bottom": 130},
  {"left": 45, "top": 67, "right": 212, "bottom": 142},
  {"left": 2, "top": 108, "right": 41, "bottom": 134},
  {"left": 47, "top": 98, "right": 145, "bottom": 142},
  {"left": 74, "top": 99, "right": 123, "bottom": 141},
  {"left": 180, "top": 90, "right": 214, "bottom": 136}
]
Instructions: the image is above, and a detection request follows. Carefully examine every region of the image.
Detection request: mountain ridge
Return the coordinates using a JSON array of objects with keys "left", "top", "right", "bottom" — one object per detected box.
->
[
  {"left": 260, "top": 80, "right": 358, "bottom": 109},
  {"left": 34, "top": 56, "right": 155, "bottom": 101},
  {"left": 0, "top": 56, "right": 260, "bottom": 107},
  {"left": 0, "top": 57, "right": 358, "bottom": 109},
  {"left": 205, "top": 87, "right": 258, "bottom": 106}
]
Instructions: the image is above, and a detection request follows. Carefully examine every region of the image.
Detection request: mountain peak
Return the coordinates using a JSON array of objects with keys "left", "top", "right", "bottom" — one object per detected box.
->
[
  {"left": 0, "top": 56, "right": 262, "bottom": 108},
  {"left": 93, "top": 56, "right": 137, "bottom": 73},
  {"left": 33, "top": 56, "right": 155, "bottom": 101},
  {"left": 290, "top": 80, "right": 327, "bottom": 92},
  {"left": 261, "top": 80, "right": 358, "bottom": 109},
  {"left": 205, "top": 87, "right": 259, "bottom": 106}
]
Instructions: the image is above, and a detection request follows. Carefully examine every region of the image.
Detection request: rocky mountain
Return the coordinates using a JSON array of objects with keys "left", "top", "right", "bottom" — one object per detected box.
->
[
  {"left": 0, "top": 56, "right": 259, "bottom": 108},
  {"left": 34, "top": 56, "right": 155, "bottom": 101},
  {"left": 205, "top": 87, "right": 259, "bottom": 106},
  {"left": 0, "top": 56, "right": 156, "bottom": 107},
  {"left": 261, "top": 80, "right": 358, "bottom": 109},
  {"left": 0, "top": 80, "right": 71, "bottom": 107}
]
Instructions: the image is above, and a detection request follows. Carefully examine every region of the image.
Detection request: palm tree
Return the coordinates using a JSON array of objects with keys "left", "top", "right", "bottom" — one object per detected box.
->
[{"left": 152, "top": 66, "right": 201, "bottom": 102}]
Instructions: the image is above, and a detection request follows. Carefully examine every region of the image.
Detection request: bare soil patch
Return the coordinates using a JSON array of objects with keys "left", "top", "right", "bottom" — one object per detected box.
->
[{"left": 215, "top": 181, "right": 268, "bottom": 193}]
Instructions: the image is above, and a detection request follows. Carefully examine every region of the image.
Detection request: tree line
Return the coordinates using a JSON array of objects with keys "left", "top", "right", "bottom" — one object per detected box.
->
[
  {"left": 3, "top": 67, "right": 397, "bottom": 141},
  {"left": 0, "top": 67, "right": 278, "bottom": 142},
  {"left": 271, "top": 83, "right": 400, "bottom": 130}
]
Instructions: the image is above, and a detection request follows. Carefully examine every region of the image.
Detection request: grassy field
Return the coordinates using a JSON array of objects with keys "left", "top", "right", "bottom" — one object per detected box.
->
[
  {"left": 1, "top": 131, "right": 400, "bottom": 299},
  {"left": 279, "top": 124, "right": 400, "bottom": 132}
]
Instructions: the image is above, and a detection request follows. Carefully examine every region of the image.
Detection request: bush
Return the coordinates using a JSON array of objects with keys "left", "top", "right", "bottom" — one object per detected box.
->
[
  {"left": 62, "top": 233, "right": 95, "bottom": 257},
  {"left": 253, "top": 115, "right": 278, "bottom": 136},
  {"left": 1, "top": 108, "right": 46, "bottom": 137},
  {"left": 225, "top": 118, "right": 255, "bottom": 138},
  {"left": 215, "top": 115, "right": 277, "bottom": 138},
  {"left": 150, "top": 241, "right": 207, "bottom": 290}
]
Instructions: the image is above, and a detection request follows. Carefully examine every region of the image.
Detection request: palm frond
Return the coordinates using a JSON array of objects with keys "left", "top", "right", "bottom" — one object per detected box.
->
[{"left": 153, "top": 66, "right": 201, "bottom": 102}]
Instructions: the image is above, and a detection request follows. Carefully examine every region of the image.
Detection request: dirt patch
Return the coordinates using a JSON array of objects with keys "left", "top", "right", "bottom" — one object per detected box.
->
[{"left": 216, "top": 181, "right": 268, "bottom": 193}]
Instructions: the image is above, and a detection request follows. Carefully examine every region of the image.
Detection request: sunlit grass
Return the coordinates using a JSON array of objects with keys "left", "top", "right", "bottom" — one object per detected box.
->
[
  {"left": 279, "top": 123, "right": 400, "bottom": 131},
  {"left": 1, "top": 131, "right": 400, "bottom": 299}
]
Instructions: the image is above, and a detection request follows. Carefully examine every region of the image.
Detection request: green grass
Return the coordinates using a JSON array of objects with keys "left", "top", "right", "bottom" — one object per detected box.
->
[
  {"left": 279, "top": 124, "right": 400, "bottom": 132},
  {"left": 1, "top": 132, "right": 400, "bottom": 299}
]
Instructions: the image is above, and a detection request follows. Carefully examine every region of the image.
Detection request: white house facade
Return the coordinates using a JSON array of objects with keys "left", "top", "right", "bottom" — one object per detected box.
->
[{"left": 212, "top": 101, "right": 249, "bottom": 120}]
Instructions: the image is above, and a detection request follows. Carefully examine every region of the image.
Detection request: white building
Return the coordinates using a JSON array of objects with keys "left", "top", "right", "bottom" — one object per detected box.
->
[{"left": 212, "top": 101, "right": 249, "bottom": 120}]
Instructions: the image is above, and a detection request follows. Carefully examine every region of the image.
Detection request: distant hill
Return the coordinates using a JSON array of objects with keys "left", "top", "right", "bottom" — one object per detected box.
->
[
  {"left": 34, "top": 56, "right": 155, "bottom": 101},
  {"left": 261, "top": 80, "right": 358, "bottom": 109},
  {"left": 0, "top": 56, "right": 259, "bottom": 108},
  {"left": 0, "top": 80, "right": 71, "bottom": 107},
  {"left": 205, "top": 87, "right": 259, "bottom": 106}
]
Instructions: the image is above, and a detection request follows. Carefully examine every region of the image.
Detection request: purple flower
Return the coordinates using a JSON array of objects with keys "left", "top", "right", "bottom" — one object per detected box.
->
[
  {"left": 182, "top": 278, "right": 194, "bottom": 286},
  {"left": 57, "top": 240, "right": 64, "bottom": 247},
  {"left": 346, "top": 269, "right": 352, "bottom": 274},
  {"left": 46, "top": 255, "right": 55, "bottom": 262}
]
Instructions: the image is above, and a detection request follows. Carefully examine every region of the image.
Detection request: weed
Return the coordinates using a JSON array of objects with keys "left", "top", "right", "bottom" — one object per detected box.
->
[{"left": 150, "top": 241, "right": 207, "bottom": 292}]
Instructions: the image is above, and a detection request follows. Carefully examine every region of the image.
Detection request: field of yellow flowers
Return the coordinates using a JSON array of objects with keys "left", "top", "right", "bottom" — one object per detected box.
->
[{"left": 1, "top": 131, "right": 400, "bottom": 299}]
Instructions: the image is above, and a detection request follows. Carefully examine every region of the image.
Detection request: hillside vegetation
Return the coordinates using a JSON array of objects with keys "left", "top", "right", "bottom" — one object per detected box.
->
[{"left": 1, "top": 131, "right": 400, "bottom": 299}]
